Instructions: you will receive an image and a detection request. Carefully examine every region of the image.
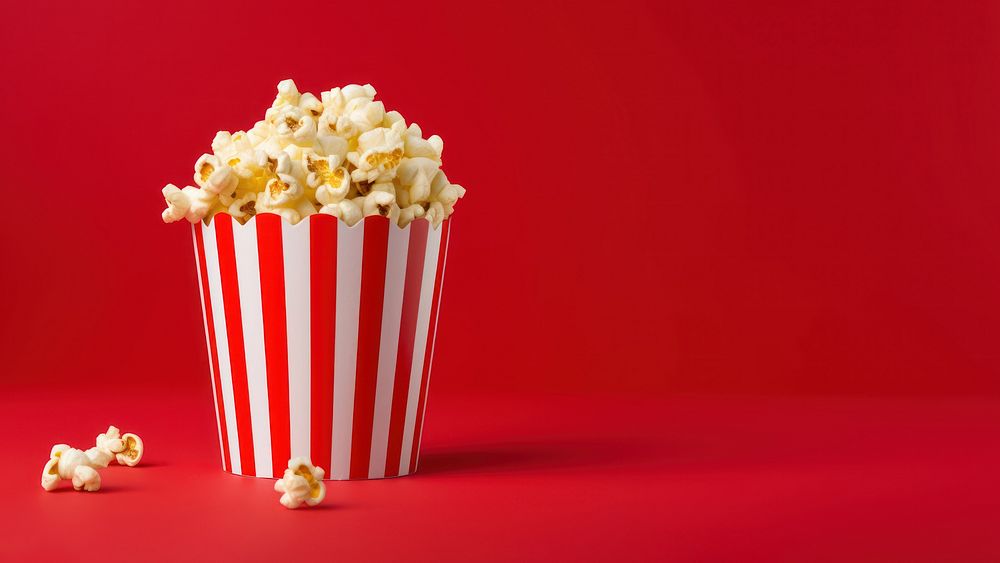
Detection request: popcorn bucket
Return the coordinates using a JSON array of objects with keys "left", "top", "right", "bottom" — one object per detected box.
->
[{"left": 190, "top": 213, "right": 451, "bottom": 480}]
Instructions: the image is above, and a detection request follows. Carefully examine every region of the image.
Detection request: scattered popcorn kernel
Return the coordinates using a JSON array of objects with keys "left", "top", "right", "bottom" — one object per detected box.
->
[
  {"left": 85, "top": 426, "right": 144, "bottom": 467},
  {"left": 116, "top": 433, "right": 143, "bottom": 467},
  {"left": 274, "top": 457, "right": 326, "bottom": 509},
  {"left": 41, "top": 445, "right": 102, "bottom": 492}
]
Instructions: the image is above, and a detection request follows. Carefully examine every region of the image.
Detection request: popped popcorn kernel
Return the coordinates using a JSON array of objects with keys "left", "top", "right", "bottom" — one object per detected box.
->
[{"left": 274, "top": 457, "right": 326, "bottom": 509}]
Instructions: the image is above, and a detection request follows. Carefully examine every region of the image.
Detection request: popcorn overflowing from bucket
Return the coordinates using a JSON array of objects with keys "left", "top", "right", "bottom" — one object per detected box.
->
[{"left": 160, "top": 80, "right": 466, "bottom": 228}]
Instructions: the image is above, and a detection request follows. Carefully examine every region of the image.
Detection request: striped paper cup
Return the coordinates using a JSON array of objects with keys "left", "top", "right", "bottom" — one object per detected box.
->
[{"left": 190, "top": 213, "right": 451, "bottom": 480}]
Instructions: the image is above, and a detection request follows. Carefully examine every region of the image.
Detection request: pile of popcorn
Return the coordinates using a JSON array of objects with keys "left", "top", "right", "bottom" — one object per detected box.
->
[
  {"left": 161, "top": 80, "right": 466, "bottom": 228},
  {"left": 40, "top": 426, "right": 327, "bottom": 509}
]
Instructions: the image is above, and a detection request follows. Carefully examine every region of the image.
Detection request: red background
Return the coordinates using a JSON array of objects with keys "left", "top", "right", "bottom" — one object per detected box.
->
[{"left": 2, "top": 1, "right": 999, "bottom": 561}]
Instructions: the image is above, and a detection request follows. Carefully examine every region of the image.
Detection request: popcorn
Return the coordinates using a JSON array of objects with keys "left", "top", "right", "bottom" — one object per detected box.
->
[
  {"left": 348, "top": 125, "right": 405, "bottom": 184},
  {"left": 159, "top": 79, "right": 466, "bottom": 228},
  {"left": 161, "top": 184, "right": 215, "bottom": 224},
  {"left": 299, "top": 92, "right": 323, "bottom": 118},
  {"left": 85, "top": 426, "right": 144, "bottom": 468},
  {"left": 425, "top": 201, "right": 447, "bottom": 228},
  {"left": 274, "top": 457, "right": 326, "bottom": 509},
  {"left": 358, "top": 190, "right": 396, "bottom": 218},
  {"left": 398, "top": 204, "right": 425, "bottom": 227},
  {"left": 319, "top": 199, "right": 363, "bottom": 226},
  {"left": 228, "top": 192, "right": 257, "bottom": 221},
  {"left": 41, "top": 445, "right": 102, "bottom": 492},
  {"left": 309, "top": 156, "right": 351, "bottom": 205},
  {"left": 261, "top": 173, "right": 303, "bottom": 208},
  {"left": 116, "top": 432, "right": 144, "bottom": 467}
]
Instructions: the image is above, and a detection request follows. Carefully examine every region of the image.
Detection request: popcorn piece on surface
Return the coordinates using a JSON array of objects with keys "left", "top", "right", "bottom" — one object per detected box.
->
[
  {"left": 159, "top": 79, "right": 465, "bottom": 228},
  {"left": 86, "top": 426, "right": 144, "bottom": 467},
  {"left": 274, "top": 457, "right": 327, "bottom": 509},
  {"left": 42, "top": 445, "right": 102, "bottom": 492}
]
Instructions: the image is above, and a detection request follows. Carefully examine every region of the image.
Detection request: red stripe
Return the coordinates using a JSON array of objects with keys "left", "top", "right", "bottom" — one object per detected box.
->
[
  {"left": 310, "top": 215, "right": 337, "bottom": 471},
  {"left": 195, "top": 223, "right": 232, "bottom": 473},
  {"left": 409, "top": 220, "right": 450, "bottom": 473},
  {"left": 384, "top": 220, "right": 429, "bottom": 477},
  {"left": 350, "top": 217, "right": 390, "bottom": 479},
  {"left": 256, "top": 214, "right": 290, "bottom": 477},
  {"left": 215, "top": 214, "right": 256, "bottom": 475}
]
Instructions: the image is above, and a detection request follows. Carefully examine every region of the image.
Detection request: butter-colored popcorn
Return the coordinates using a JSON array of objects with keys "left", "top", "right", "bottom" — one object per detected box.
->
[
  {"left": 159, "top": 80, "right": 465, "bottom": 226},
  {"left": 273, "top": 106, "right": 317, "bottom": 148},
  {"left": 425, "top": 200, "right": 447, "bottom": 228},
  {"left": 161, "top": 185, "right": 215, "bottom": 224},
  {"left": 116, "top": 433, "right": 143, "bottom": 467},
  {"left": 85, "top": 426, "right": 143, "bottom": 468},
  {"left": 344, "top": 97, "right": 385, "bottom": 135},
  {"left": 348, "top": 124, "right": 405, "bottom": 184},
  {"left": 398, "top": 204, "right": 426, "bottom": 227},
  {"left": 321, "top": 84, "right": 376, "bottom": 117},
  {"left": 396, "top": 158, "right": 440, "bottom": 203},
  {"left": 403, "top": 124, "right": 443, "bottom": 161},
  {"left": 193, "top": 152, "right": 238, "bottom": 196},
  {"left": 358, "top": 191, "right": 397, "bottom": 218},
  {"left": 316, "top": 130, "right": 349, "bottom": 158},
  {"left": 42, "top": 445, "right": 101, "bottom": 492},
  {"left": 228, "top": 192, "right": 257, "bottom": 222},
  {"left": 430, "top": 170, "right": 466, "bottom": 215},
  {"left": 309, "top": 155, "right": 351, "bottom": 206},
  {"left": 274, "top": 457, "right": 326, "bottom": 509},
  {"left": 319, "top": 198, "right": 363, "bottom": 226},
  {"left": 260, "top": 173, "right": 302, "bottom": 208},
  {"left": 271, "top": 78, "right": 301, "bottom": 111},
  {"left": 298, "top": 92, "right": 323, "bottom": 117},
  {"left": 161, "top": 184, "right": 190, "bottom": 223}
]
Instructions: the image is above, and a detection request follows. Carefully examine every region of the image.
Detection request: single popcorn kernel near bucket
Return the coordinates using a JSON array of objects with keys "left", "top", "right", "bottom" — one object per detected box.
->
[
  {"left": 85, "top": 426, "right": 144, "bottom": 467},
  {"left": 160, "top": 79, "right": 465, "bottom": 228},
  {"left": 41, "top": 445, "right": 102, "bottom": 492},
  {"left": 274, "top": 457, "right": 327, "bottom": 509}
]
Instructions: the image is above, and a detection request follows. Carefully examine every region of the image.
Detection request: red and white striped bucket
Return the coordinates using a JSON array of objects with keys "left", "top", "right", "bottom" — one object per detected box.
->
[{"left": 190, "top": 213, "right": 451, "bottom": 480}]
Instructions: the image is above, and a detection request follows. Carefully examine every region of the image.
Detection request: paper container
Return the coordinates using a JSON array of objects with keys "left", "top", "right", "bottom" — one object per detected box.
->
[{"left": 190, "top": 213, "right": 451, "bottom": 480}]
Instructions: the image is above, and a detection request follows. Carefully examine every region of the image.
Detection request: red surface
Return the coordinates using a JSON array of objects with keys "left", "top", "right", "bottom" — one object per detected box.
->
[
  {"left": 2, "top": 389, "right": 1000, "bottom": 562},
  {"left": 2, "top": 0, "right": 1000, "bottom": 560}
]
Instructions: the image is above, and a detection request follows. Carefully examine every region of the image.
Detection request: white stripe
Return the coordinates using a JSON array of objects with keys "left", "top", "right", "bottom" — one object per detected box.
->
[
  {"left": 398, "top": 224, "right": 442, "bottom": 475},
  {"left": 332, "top": 221, "right": 364, "bottom": 479},
  {"left": 233, "top": 218, "right": 272, "bottom": 477},
  {"left": 413, "top": 223, "right": 451, "bottom": 471},
  {"left": 283, "top": 220, "right": 312, "bottom": 460},
  {"left": 193, "top": 225, "right": 226, "bottom": 469},
  {"left": 368, "top": 224, "right": 410, "bottom": 478},
  {"left": 203, "top": 220, "right": 242, "bottom": 475}
]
